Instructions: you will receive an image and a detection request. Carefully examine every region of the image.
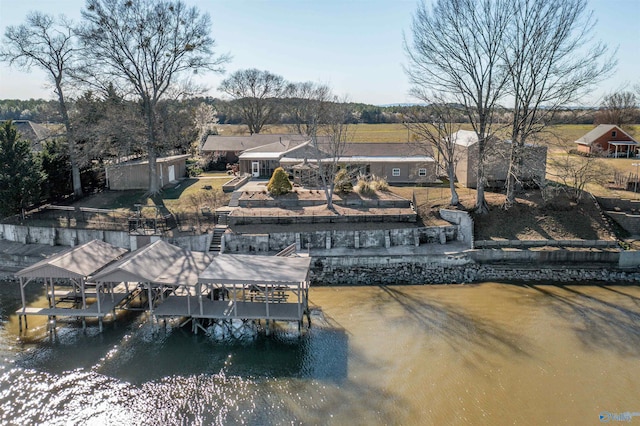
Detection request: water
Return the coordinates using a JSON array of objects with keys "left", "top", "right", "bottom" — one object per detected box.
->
[{"left": 1, "top": 282, "right": 639, "bottom": 425}]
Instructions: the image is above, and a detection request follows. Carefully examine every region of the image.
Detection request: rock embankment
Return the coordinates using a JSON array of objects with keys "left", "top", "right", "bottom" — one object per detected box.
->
[{"left": 311, "top": 263, "right": 640, "bottom": 285}]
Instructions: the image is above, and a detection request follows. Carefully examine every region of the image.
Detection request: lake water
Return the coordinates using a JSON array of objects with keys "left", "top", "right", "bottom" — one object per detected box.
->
[{"left": 1, "top": 282, "right": 639, "bottom": 425}]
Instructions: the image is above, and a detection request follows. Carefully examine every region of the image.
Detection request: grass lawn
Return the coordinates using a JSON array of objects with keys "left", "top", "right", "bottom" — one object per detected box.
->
[{"left": 71, "top": 174, "right": 232, "bottom": 216}]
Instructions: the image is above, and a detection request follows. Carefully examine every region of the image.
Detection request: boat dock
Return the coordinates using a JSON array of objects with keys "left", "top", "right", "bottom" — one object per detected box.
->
[{"left": 13, "top": 240, "right": 311, "bottom": 336}]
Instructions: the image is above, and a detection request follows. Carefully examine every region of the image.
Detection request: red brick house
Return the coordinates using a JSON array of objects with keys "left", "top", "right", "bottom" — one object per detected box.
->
[{"left": 575, "top": 124, "right": 638, "bottom": 157}]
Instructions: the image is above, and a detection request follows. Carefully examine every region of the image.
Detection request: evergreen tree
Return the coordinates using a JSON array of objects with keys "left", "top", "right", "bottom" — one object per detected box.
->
[
  {"left": 0, "top": 120, "right": 45, "bottom": 217},
  {"left": 40, "top": 139, "right": 72, "bottom": 200},
  {"left": 267, "top": 167, "right": 292, "bottom": 196}
]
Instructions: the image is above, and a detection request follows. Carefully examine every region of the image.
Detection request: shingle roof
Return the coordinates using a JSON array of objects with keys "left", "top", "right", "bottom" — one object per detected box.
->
[
  {"left": 575, "top": 124, "right": 637, "bottom": 145},
  {"left": 341, "top": 142, "right": 431, "bottom": 157},
  {"left": 202, "top": 134, "right": 310, "bottom": 153},
  {"left": 11, "top": 120, "right": 53, "bottom": 151},
  {"left": 91, "top": 240, "right": 213, "bottom": 286},
  {"left": 16, "top": 240, "right": 128, "bottom": 279}
]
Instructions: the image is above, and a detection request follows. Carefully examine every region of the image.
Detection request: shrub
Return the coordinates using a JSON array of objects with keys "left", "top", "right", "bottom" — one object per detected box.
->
[
  {"left": 267, "top": 167, "right": 292, "bottom": 195},
  {"left": 371, "top": 175, "right": 389, "bottom": 192},
  {"left": 355, "top": 177, "right": 374, "bottom": 196},
  {"left": 334, "top": 168, "right": 353, "bottom": 193},
  {"left": 187, "top": 163, "right": 203, "bottom": 177}
]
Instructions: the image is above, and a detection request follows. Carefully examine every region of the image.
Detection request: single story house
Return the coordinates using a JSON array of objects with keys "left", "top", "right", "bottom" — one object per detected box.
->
[
  {"left": 282, "top": 142, "right": 437, "bottom": 185},
  {"left": 201, "top": 134, "right": 310, "bottom": 164},
  {"left": 450, "top": 130, "right": 547, "bottom": 188},
  {"left": 574, "top": 124, "right": 638, "bottom": 157},
  {"left": 105, "top": 154, "right": 189, "bottom": 190},
  {"left": 237, "top": 138, "right": 438, "bottom": 185}
]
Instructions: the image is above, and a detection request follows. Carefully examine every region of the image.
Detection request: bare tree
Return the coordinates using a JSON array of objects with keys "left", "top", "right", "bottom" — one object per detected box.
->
[
  {"left": 595, "top": 91, "right": 638, "bottom": 130},
  {"left": 405, "top": 0, "right": 511, "bottom": 214},
  {"left": 218, "top": 69, "right": 286, "bottom": 134},
  {"left": 77, "top": 0, "right": 227, "bottom": 195},
  {"left": 292, "top": 84, "right": 352, "bottom": 210},
  {"left": 193, "top": 102, "right": 218, "bottom": 153},
  {"left": 284, "top": 81, "right": 321, "bottom": 135},
  {"left": 1, "top": 12, "right": 83, "bottom": 197},
  {"left": 503, "top": 0, "right": 614, "bottom": 209},
  {"left": 548, "top": 148, "right": 609, "bottom": 203},
  {"left": 404, "top": 99, "right": 463, "bottom": 206}
]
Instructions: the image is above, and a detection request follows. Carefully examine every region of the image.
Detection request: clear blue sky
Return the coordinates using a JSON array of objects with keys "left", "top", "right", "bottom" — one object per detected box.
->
[{"left": 0, "top": 0, "right": 638, "bottom": 106}]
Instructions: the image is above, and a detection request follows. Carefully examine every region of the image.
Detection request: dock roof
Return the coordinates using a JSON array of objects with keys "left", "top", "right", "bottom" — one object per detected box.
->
[
  {"left": 199, "top": 254, "right": 311, "bottom": 286},
  {"left": 15, "top": 240, "right": 128, "bottom": 279},
  {"left": 91, "top": 240, "right": 213, "bottom": 286}
]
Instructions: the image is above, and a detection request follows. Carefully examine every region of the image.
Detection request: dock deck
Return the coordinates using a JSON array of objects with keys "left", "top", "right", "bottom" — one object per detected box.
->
[
  {"left": 15, "top": 288, "right": 131, "bottom": 318},
  {"left": 154, "top": 295, "right": 304, "bottom": 321}
]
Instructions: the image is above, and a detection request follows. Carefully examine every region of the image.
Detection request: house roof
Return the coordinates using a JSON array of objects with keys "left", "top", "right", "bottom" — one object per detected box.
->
[
  {"left": 450, "top": 130, "right": 481, "bottom": 147},
  {"left": 91, "top": 240, "right": 213, "bottom": 286},
  {"left": 15, "top": 240, "right": 128, "bottom": 279},
  {"left": 575, "top": 124, "right": 637, "bottom": 146},
  {"left": 12, "top": 120, "right": 53, "bottom": 151},
  {"left": 106, "top": 154, "right": 189, "bottom": 167},
  {"left": 202, "top": 134, "right": 310, "bottom": 153},
  {"left": 239, "top": 139, "right": 311, "bottom": 160},
  {"left": 279, "top": 141, "right": 435, "bottom": 164},
  {"left": 341, "top": 142, "right": 432, "bottom": 157},
  {"left": 199, "top": 254, "right": 311, "bottom": 287}
]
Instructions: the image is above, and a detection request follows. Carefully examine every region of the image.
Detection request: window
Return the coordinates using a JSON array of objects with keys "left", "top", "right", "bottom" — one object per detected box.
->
[
  {"left": 418, "top": 168, "right": 427, "bottom": 177},
  {"left": 612, "top": 131, "right": 617, "bottom": 137},
  {"left": 392, "top": 168, "right": 401, "bottom": 177}
]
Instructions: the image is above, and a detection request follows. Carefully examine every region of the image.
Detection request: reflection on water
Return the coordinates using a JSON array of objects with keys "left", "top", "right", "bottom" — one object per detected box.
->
[{"left": 1, "top": 282, "right": 639, "bottom": 425}]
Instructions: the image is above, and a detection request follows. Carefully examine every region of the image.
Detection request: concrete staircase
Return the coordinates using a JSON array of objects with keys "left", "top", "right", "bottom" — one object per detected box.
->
[
  {"left": 209, "top": 226, "right": 227, "bottom": 253},
  {"left": 215, "top": 210, "right": 231, "bottom": 226}
]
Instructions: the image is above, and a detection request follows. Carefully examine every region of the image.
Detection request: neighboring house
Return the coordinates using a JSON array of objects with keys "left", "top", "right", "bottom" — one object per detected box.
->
[
  {"left": 11, "top": 120, "right": 54, "bottom": 151},
  {"left": 574, "top": 124, "right": 638, "bottom": 157},
  {"left": 105, "top": 154, "right": 189, "bottom": 190},
  {"left": 450, "top": 130, "right": 547, "bottom": 188},
  {"left": 201, "top": 134, "right": 310, "bottom": 164}
]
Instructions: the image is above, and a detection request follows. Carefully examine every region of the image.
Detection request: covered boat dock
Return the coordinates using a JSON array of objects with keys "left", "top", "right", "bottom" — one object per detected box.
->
[
  {"left": 13, "top": 239, "right": 312, "bottom": 336},
  {"left": 90, "top": 240, "right": 214, "bottom": 325},
  {"left": 154, "top": 253, "right": 312, "bottom": 334},
  {"left": 15, "top": 240, "right": 129, "bottom": 332}
]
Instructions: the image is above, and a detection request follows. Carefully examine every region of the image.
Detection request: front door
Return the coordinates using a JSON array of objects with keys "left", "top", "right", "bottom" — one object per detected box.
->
[
  {"left": 168, "top": 164, "right": 176, "bottom": 182},
  {"left": 252, "top": 161, "right": 260, "bottom": 177}
]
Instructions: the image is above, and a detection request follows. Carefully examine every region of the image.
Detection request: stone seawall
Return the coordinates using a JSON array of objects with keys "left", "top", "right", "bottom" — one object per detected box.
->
[{"left": 310, "top": 259, "right": 640, "bottom": 285}]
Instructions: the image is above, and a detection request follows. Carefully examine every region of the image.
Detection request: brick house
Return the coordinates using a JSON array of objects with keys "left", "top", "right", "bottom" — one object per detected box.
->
[{"left": 575, "top": 124, "right": 638, "bottom": 157}]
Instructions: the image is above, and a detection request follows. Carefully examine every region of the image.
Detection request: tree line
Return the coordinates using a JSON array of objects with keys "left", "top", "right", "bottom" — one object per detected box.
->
[{"left": 5, "top": 94, "right": 640, "bottom": 128}]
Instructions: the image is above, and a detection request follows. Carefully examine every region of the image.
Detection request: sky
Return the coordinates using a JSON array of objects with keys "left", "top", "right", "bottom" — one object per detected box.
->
[{"left": 0, "top": 0, "right": 638, "bottom": 106}]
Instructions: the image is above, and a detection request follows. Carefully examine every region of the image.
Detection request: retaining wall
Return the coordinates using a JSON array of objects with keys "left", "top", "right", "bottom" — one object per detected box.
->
[
  {"left": 606, "top": 211, "right": 640, "bottom": 235},
  {"left": 474, "top": 239, "right": 619, "bottom": 249},
  {"left": 596, "top": 197, "right": 640, "bottom": 212},
  {"left": 222, "top": 226, "right": 457, "bottom": 253},
  {"left": 311, "top": 250, "right": 639, "bottom": 285}
]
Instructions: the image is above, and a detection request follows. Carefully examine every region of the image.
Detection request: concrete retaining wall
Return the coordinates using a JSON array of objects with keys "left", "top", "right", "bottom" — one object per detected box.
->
[
  {"left": 222, "top": 226, "right": 456, "bottom": 253},
  {"left": 0, "top": 224, "right": 132, "bottom": 248},
  {"left": 606, "top": 211, "right": 640, "bottom": 235},
  {"left": 475, "top": 239, "right": 619, "bottom": 249},
  {"left": 597, "top": 197, "right": 640, "bottom": 212},
  {"left": 439, "top": 209, "right": 474, "bottom": 247}
]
